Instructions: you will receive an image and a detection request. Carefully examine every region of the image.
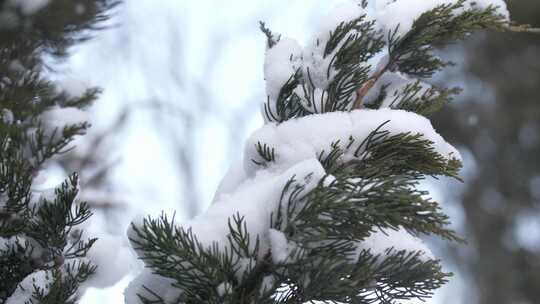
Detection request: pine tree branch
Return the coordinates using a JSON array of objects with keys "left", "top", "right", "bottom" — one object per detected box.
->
[
  {"left": 126, "top": 2, "right": 532, "bottom": 303},
  {"left": 354, "top": 2, "right": 511, "bottom": 110}
]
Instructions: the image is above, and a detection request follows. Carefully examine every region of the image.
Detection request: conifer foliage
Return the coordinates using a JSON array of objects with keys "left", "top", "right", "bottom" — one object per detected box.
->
[
  {"left": 126, "top": 1, "right": 513, "bottom": 303},
  {"left": 0, "top": 1, "right": 118, "bottom": 303}
]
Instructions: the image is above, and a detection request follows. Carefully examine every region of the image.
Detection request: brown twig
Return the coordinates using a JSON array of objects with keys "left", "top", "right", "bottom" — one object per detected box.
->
[
  {"left": 352, "top": 61, "right": 391, "bottom": 109},
  {"left": 352, "top": 23, "right": 540, "bottom": 110}
]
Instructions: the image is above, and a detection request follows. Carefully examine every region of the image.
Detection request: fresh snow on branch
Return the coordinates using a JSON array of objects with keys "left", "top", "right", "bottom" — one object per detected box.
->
[
  {"left": 356, "top": 227, "right": 435, "bottom": 261},
  {"left": 245, "top": 109, "right": 460, "bottom": 176},
  {"left": 263, "top": 0, "right": 509, "bottom": 121},
  {"left": 127, "top": 106, "right": 459, "bottom": 301},
  {"left": 41, "top": 106, "right": 89, "bottom": 133},
  {"left": 126, "top": 159, "right": 325, "bottom": 301},
  {"left": 124, "top": 0, "right": 512, "bottom": 302},
  {"left": 5, "top": 271, "right": 50, "bottom": 304},
  {"left": 370, "top": 0, "right": 509, "bottom": 36}
]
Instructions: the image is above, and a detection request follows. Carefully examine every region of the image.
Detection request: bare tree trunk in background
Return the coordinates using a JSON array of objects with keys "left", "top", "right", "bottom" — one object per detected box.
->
[{"left": 433, "top": 1, "right": 540, "bottom": 303}]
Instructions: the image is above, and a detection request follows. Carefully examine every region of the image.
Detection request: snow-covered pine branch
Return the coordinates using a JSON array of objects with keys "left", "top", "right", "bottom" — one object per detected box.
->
[
  {"left": 0, "top": 1, "right": 121, "bottom": 303},
  {"left": 127, "top": 0, "right": 512, "bottom": 303}
]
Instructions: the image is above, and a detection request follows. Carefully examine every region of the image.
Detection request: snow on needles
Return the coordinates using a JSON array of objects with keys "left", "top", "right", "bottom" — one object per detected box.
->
[
  {"left": 268, "top": 229, "right": 295, "bottom": 264},
  {"left": 370, "top": 0, "right": 509, "bottom": 36},
  {"left": 40, "top": 106, "right": 89, "bottom": 134},
  {"left": 126, "top": 159, "right": 326, "bottom": 302},
  {"left": 123, "top": 0, "right": 502, "bottom": 301},
  {"left": 5, "top": 271, "right": 50, "bottom": 304},
  {"left": 262, "top": 0, "right": 509, "bottom": 119},
  {"left": 182, "top": 158, "right": 324, "bottom": 255},
  {"left": 356, "top": 227, "right": 435, "bottom": 261},
  {"left": 127, "top": 108, "right": 458, "bottom": 301},
  {"left": 324, "top": 0, "right": 510, "bottom": 40},
  {"left": 245, "top": 109, "right": 461, "bottom": 176},
  {"left": 264, "top": 38, "right": 302, "bottom": 102}
]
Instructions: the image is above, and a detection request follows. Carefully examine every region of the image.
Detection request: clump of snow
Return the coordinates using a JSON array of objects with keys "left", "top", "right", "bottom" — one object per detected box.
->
[
  {"left": 56, "top": 77, "right": 93, "bottom": 99},
  {"left": 124, "top": 268, "right": 182, "bottom": 304},
  {"left": 264, "top": 38, "right": 303, "bottom": 102},
  {"left": 0, "top": 236, "right": 20, "bottom": 250},
  {"left": 370, "top": 0, "right": 448, "bottom": 37},
  {"left": 171, "top": 158, "right": 324, "bottom": 255},
  {"left": 41, "top": 106, "right": 89, "bottom": 133},
  {"left": 259, "top": 275, "right": 276, "bottom": 295},
  {"left": 315, "top": 1, "right": 365, "bottom": 45},
  {"left": 5, "top": 270, "right": 50, "bottom": 304},
  {"left": 234, "top": 257, "right": 256, "bottom": 280},
  {"left": 268, "top": 228, "right": 293, "bottom": 263},
  {"left": 262, "top": 2, "right": 369, "bottom": 120},
  {"left": 212, "top": 161, "right": 247, "bottom": 204},
  {"left": 246, "top": 109, "right": 460, "bottom": 176},
  {"left": 74, "top": 209, "right": 135, "bottom": 290},
  {"left": 300, "top": 41, "right": 339, "bottom": 90},
  {"left": 29, "top": 187, "right": 56, "bottom": 209},
  {"left": 356, "top": 227, "right": 435, "bottom": 261},
  {"left": 207, "top": 108, "right": 459, "bottom": 267},
  {"left": 83, "top": 234, "right": 133, "bottom": 288},
  {"left": 363, "top": 71, "right": 434, "bottom": 108},
  {"left": 216, "top": 282, "right": 232, "bottom": 296}
]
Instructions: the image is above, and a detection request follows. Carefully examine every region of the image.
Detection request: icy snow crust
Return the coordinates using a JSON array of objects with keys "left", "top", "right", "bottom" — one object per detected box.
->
[{"left": 122, "top": 0, "right": 512, "bottom": 301}]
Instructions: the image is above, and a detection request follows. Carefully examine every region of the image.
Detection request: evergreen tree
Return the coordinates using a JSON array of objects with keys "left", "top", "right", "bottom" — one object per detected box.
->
[
  {"left": 126, "top": 1, "right": 529, "bottom": 303},
  {"left": 0, "top": 1, "right": 118, "bottom": 303}
]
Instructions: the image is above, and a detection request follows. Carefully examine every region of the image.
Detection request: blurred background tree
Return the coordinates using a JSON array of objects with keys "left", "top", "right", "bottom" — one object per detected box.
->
[{"left": 433, "top": 1, "right": 540, "bottom": 304}]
